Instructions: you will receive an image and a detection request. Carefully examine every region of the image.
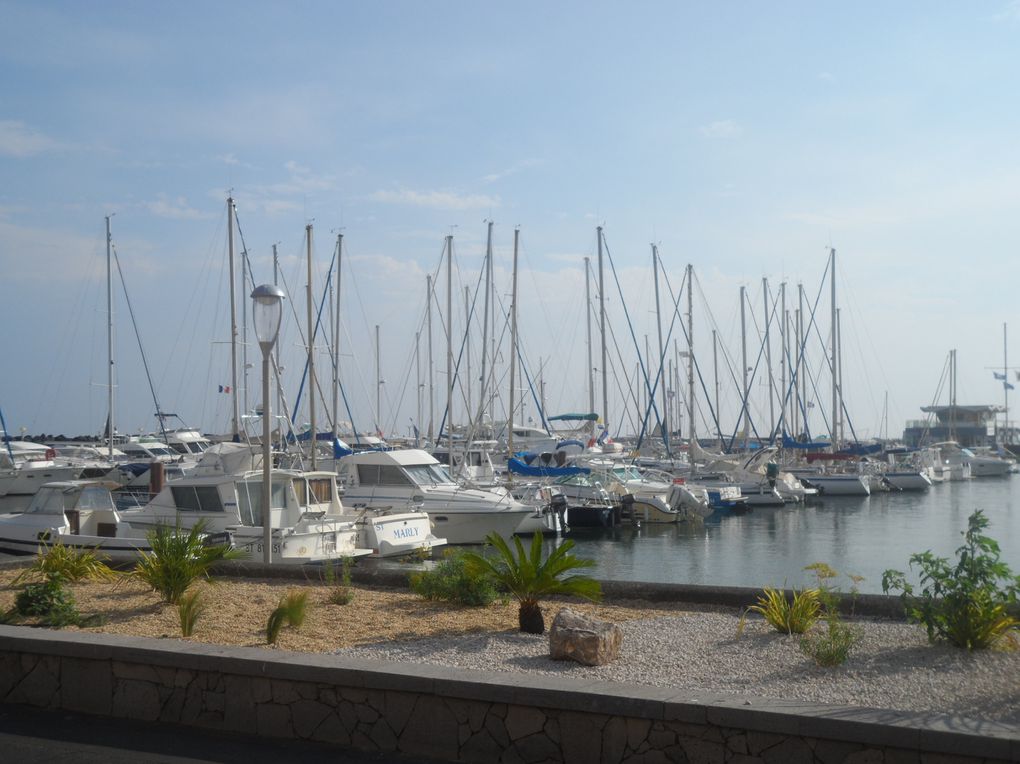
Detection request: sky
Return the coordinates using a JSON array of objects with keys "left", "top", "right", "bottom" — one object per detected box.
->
[{"left": 2, "top": 1, "right": 1020, "bottom": 444}]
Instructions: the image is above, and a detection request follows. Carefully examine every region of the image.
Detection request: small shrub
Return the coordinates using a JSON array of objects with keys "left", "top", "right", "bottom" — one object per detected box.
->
[
  {"left": 798, "top": 562, "right": 863, "bottom": 667},
  {"left": 801, "top": 619, "right": 862, "bottom": 666},
  {"left": 409, "top": 549, "right": 498, "bottom": 607},
  {"left": 882, "top": 510, "right": 1020, "bottom": 650},
  {"left": 747, "top": 586, "right": 820, "bottom": 635},
  {"left": 323, "top": 558, "right": 355, "bottom": 606},
  {"left": 267, "top": 590, "right": 309, "bottom": 645},
  {"left": 14, "top": 575, "right": 81, "bottom": 627},
  {"left": 15, "top": 541, "right": 117, "bottom": 584},
  {"left": 177, "top": 590, "right": 206, "bottom": 638},
  {"left": 132, "top": 520, "right": 244, "bottom": 604}
]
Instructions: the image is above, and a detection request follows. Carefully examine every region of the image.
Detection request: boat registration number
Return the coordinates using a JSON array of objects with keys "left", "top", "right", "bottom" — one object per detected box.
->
[{"left": 242, "top": 542, "right": 281, "bottom": 555}]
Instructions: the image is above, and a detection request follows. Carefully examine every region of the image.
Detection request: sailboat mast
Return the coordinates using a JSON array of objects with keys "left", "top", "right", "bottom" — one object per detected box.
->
[
  {"left": 306, "top": 223, "right": 317, "bottom": 470},
  {"left": 1004, "top": 322, "right": 1009, "bottom": 443},
  {"left": 273, "top": 243, "right": 281, "bottom": 449},
  {"left": 415, "top": 330, "right": 422, "bottom": 447},
  {"left": 375, "top": 324, "right": 382, "bottom": 435},
  {"left": 426, "top": 275, "right": 434, "bottom": 444},
  {"left": 227, "top": 197, "right": 240, "bottom": 441},
  {"left": 333, "top": 233, "right": 343, "bottom": 439},
  {"left": 105, "top": 214, "right": 115, "bottom": 458},
  {"left": 780, "top": 281, "right": 787, "bottom": 439},
  {"left": 242, "top": 254, "right": 249, "bottom": 416},
  {"left": 763, "top": 277, "right": 775, "bottom": 437},
  {"left": 712, "top": 328, "right": 721, "bottom": 444},
  {"left": 446, "top": 235, "right": 453, "bottom": 446},
  {"left": 687, "top": 263, "right": 694, "bottom": 444},
  {"left": 830, "top": 247, "right": 838, "bottom": 452},
  {"left": 507, "top": 228, "right": 520, "bottom": 458},
  {"left": 798, "top": 282, "right": 806, "bottom": 435},
  {"left": 597, "top": 227, "right": 608, "bottom": 436},
  {"left": 585, "top": 256, "right": 595, "bottom": 443},
  {"left": 464, "top": 286, "right": 471, "bottom": 420},
  {"left": 479, "top": 221, "right": 493, "bottom": 429},
  {"left": 652, "top": 245, "right": 668, "bottom": 452},
  {"left": 740, "top": 285, "right": 749, "bottom": 449}
]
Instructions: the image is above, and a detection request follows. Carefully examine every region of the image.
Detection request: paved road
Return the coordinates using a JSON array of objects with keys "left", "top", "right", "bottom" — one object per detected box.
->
[{"left": 0, "top": 704, "right": 445, "bottom": 763}]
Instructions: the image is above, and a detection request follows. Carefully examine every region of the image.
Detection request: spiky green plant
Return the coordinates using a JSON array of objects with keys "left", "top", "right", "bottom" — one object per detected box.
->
[
  {"left": 266, "top": 590, "right": 309, "bottom": 644},
  {"left": 132, "top": 520, "right": 244, "bottom": 604},
  {"left": 177, "top": 589, "right": 206, "bottom": 638},
  {"left": 13, "top": 574, "right": 82, "bottom": 627},
  {"left": 409, "top": 548, "right": 498, "bottom": 606},
  {"left": 883, "top": 510, "right": 1020, "bottom": 650},
  {"left": 14, "top": 541, "right": 117, "bottom": 584},
  {"left": 462, "top": 532, "right": 601, "bottom": 634},
  {"left": 747, "top": 586, "right": 821, "bottom": 635}
]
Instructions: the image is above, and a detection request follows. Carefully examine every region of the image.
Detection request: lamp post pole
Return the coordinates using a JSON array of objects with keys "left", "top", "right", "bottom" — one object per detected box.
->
[{"left": 252, "top": 284, "right": 285, "bottom": 565}]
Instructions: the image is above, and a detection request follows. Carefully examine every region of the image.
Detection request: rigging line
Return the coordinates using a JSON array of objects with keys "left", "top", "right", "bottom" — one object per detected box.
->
[
  {"left": 599, "top": 235, "right": 667, "bottom": 443},
  {"left": 290, "top": 246, "right": 339, "bottom": 429},
  {"left": 111, "top": 245, "right": 168, "bottom": 444}
]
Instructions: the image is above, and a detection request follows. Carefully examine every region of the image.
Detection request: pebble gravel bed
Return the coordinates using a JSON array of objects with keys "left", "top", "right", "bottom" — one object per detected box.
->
[{"left": 336, "top": 608, "right": 1020, "bottom": 724}]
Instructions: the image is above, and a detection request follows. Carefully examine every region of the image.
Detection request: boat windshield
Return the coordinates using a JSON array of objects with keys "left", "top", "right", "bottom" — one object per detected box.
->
[
  {"left": 403, "top": 463, "right": 454, "bottom": 486},
  {"left": 77, "top": 486, "right": 115, "bottom": 510},
  {"left": 25, "top": 487, "right": 75, "bottom": 515},
  {"left": 236, "top": 480, "right": 288, "bottom": 525}
]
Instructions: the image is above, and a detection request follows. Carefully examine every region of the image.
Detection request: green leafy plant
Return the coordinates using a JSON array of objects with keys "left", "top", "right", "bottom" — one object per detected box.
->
[
  {"left": 177, "top": 589, "right": 206, "bottom": 638},
  {"left": 14, "top": 541, "right": 117, "bottom": 584},
  {"left": 798, "top": 562, "right": 863, "bottom": 666},
  {"left": 132, "top": 520, "right": 244, "bottom": 604},
  {"left": 13, "top": 574, "right": 82, "bottom": 627},
  {"left": 746, "top": 586, "right": 821, "bottom": 635},
  {"left": 461, "top": 532, "right": 601, "bottom": 634},
  {"left": 267, "top": 590, "right": 309, "bottom": 645},
  {"left": 323, "top": 557, "right": 355, "bottom": 606},
  {"left": 882, "top": 510, "right": 1020, "bottom": 650},
  {"left": 409, "top": 548, "right": 498, "bottom": 607}
]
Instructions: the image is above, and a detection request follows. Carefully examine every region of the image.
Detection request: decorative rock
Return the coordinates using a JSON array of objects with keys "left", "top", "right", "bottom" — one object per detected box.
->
[{"left": 549, "top": 608, "right": 623, "bottom": 666}]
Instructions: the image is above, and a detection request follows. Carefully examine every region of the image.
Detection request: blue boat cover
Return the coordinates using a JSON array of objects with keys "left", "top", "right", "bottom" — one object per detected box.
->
[{"left": 507, "top": 457, "right": 590, "bottom": 477}]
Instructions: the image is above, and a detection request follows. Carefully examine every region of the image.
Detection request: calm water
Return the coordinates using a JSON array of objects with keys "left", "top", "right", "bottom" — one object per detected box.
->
[
  {"left": 544, "top": 476, "right": 1020, "bottom": 594},
  {"left": 2, "top": 477, "right": 1018, "bottom": 594}
]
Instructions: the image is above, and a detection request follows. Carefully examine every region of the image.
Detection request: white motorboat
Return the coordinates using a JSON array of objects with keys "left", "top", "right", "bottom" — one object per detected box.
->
[
  {"left": 930, "top": 441, "right": 1010, "bottom": 478},
  {"left": 120, "top": 468, "right": 373, "bottom": 564},
  {"left": 337, "top": 449, "right": 534, "bottom": 544},
  {"left": 0, "top": 441, "right": 116, "bottom": 497},
  {"left": 791, "top": 471, "right": 871, "bottom": 496},
  {"left": 0, "top": 480, "right": 155, "bottom": 560}
]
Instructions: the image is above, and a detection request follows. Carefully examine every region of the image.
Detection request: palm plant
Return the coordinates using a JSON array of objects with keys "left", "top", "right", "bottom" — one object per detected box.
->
[
  {"left": 132, "top": 520, "right": 244, "bottom": 604},
  {"left": 14, "top": 541, "right": 117, "bottom": 584},
  {"left": 462, "top": 532, "right": 601, "bottom": 634}
]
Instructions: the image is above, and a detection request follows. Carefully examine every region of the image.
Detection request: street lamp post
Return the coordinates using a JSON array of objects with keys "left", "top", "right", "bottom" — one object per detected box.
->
[{"left": 251, "top": 284, "right": 285, "bottom": 564}]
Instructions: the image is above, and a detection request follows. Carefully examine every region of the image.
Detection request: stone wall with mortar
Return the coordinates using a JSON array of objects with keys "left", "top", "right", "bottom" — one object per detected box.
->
[{"left": 1, "top": 626, "right": 1015, "bottom": 763}]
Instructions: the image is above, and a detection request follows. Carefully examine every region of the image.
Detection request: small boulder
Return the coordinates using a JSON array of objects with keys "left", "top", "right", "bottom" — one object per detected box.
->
[{"left": 549, "top": 608, "right": 622, "bottom": 666}]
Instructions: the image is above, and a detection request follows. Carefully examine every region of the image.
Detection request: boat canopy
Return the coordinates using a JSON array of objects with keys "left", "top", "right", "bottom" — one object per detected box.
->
[
  {"left": 507, "top": 457, "right": 590, "bottom": 477},
  {"left": 548, "top": 413, "right": 599, "bottom": 422},
  {"left": 781, "top": 432, "right": 830, "bottom": 450}
]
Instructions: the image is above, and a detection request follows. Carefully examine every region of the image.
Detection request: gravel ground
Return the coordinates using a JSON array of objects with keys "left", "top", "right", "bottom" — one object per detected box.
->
[{"left": 336, "top": 609, "right": 1020, "bottom": 725}]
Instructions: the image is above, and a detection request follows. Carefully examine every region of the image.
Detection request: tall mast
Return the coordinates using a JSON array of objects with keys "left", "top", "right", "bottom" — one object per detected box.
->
[
  {"left": 333, "top": 233, "right": 343, "bottom": 438},
  {"left": 227, "top": 197, "right": 240, "bottom": 441},
  {"left": 798, "top": 282, "right": 807, "bottom": 435},
  {"left": 780, "top": 282, "right": 787, "bottom": 439},
  {"left": 105, "top": 214, "right": 115, "bottom": 458},
  {"left": 950, "top": 349, "right": 957, "bottom": 440},
  {"left": 464, "top": 286, "right": 472, "bottom": 422},
  {"left": 585, "top": 256, "right": 595, "bottom": 443},
  {"left": 375, "top": 324, "right": 382, "bottom": 435},
  {"left": 415, "top": 330, "right": 422, "bottom": 447},
  {"left": 712, "top": 329, "right": 721, "bottom": 445},
  {"left": 479, "top": 221, "right": 493, "bottom": 428},
  {"left": 306, "top": 223, "right": 316, "bottom": 469},
  {"left": 445, "top": 235, "right": 453, "bottom": 445},
  {"left": 426, "top": 275, "right": 434, "bottom": 444},
  {"left": 508, "top": 227, "right": 520, "bottom": 458},
  {"left": 1004, "top": 322, "right": 1009, "bottom": 443},
  {"left": 763, "top": 277, "right": 775, "bottom": 437},
  {"left": 652, "top": 245, "right": 668, "bottom": 453},
  {"left": 830, "top": 247, "right": 838, "bottom": 452},
  {"left": 597, "top": 227, "right": 608, "bottom": 436},
  {"left": 273, "top": 244, "right": 281, "bottom": 448},
  {"left": 740, "top": 285, "right": 749, "bottom": 449},
  {"left": 837, "top": 307, "right": 844, "bottom": 446},
  {"left": 687, "top": 263, "right": 695, "bottom": 444}
]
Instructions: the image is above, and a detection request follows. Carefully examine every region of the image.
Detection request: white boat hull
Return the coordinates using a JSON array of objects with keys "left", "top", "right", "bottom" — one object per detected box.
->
[
  {"left": 798, "top": 474, "right": 871, "bottom": 496},
  {"left": 883, "top": 471, "right": 933, "bottom": 491},
  {"left": 426, "top": 507, "right": 534, "bottom": 544}
]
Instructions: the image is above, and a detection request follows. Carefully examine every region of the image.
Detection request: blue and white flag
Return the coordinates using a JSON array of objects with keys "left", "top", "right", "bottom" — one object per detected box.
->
[
  {"left": 1006, "top": 381, "right": 1016, "bottom": 391},
  {"left": 993, "top": 371, "right": 1006, "bottom": 381}
]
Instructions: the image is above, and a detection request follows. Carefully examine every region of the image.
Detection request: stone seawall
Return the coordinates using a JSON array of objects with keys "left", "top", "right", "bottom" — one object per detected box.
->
[{"left": 1, "top": 625, "right": 1015, "bottom": 763}]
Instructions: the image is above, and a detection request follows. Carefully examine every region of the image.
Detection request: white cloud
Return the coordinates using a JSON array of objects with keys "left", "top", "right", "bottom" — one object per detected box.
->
[
  {"left": 483, "top": 158, "right": 541, "bottom": 183},
  {"left": 817, "top": 71, "right": 835, "bottom": 83},
  {"left": 993, "top": 1, "right": 1020, "bottom": 21},
  {"left": 0, "top": 120, "right": 67, "bottom": 157},
  {"left": 145, "top": 195, "right": 213, "bottom": 221},
  {"left": 699, "top": 119, "right": 742, "bottom": 139},
  {"left": 369, "top": 188, "right": 501, "bottom": 211}
]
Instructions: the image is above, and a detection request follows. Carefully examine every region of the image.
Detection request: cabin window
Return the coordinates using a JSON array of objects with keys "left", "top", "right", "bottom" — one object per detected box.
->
[
  {"left": 26, "top": 490, "right": 68, "bottom": 515},
  {"left": 356, "top": 464, "right": 414, "bottom": 486},
  {"left": 433, "top": 452, "right": 450, "bottom": 465},
  {"left": 170, "top": 486, "right": 224, "bottom": 513},
  {"left": 77, "top": 486, "right": 115, "bottom": 511},
  {"left": 169, "top": 443, "right": 189, "bottom": 455},
  {"left": 293, "top": 479, "right": 306, "bottom": 505},
  {"left": 469, "top": 453, "right": 482, "bottom": 467},
  {"left": 404, "top": 464, "right": 453, "bottom": 486},
  {"left": 236, "top": 481, "right": 287, "bottom": 526},
  {"left": 308, "top": 478, "right": 333, "bottom": 503}
]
